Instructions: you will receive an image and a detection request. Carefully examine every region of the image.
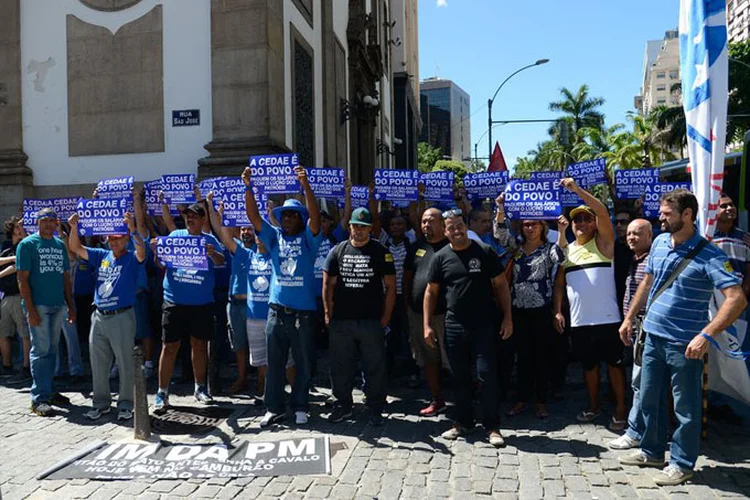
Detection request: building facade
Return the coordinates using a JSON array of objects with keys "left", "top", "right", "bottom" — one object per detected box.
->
[
  {"left": 0, "top": 0, "right": 408, "bottom": 225},
  {"left": 418, "top": 78, "right": 470, "bottom": 163},
  {"left": 634, "top": 29, "right": 680, "bottom": 115},
  {"left": 728, "top": 0, "right": 750, "bottom": 43}
]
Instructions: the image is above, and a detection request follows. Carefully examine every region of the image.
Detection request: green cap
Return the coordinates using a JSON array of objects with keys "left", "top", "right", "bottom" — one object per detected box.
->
[{"left": 349, "top": 207, "right": 373, "bottom": 226}]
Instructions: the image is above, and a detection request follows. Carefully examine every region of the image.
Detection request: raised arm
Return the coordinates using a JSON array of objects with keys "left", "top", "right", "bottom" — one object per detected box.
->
[
  {"left": 242, "top": 167, "right": 264, "bottom": 231},
  {"left": 298, "top": 166, "right": 320, "bottom": 235},
  {"left": 159, "top": 191, "right": 177, "bottom": 233},
  {"left": 133, "top": 186, "right": 150, "bottom": 239},
  {"left": 561, "top": 177, "right": 614, "bottom": 251},
  {"left": 493, "top": 193, "right": 517, "bottom": 253},
  {"left": 66, "top": 213, "right": 89, "bottom": 261},
  {"left": 125, "top": 212, "right": 146, "bottom": 263},
  {"left": 341, "top": 178, "right": 352, "bottom": 230},
  {"left": 208, "top": 196, "right": 237, "bottom": 254}
]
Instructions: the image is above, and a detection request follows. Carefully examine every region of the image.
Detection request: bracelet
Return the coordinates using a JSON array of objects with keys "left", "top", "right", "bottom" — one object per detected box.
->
[
  {"left": 245, "top": 185, "right": 252, "bottom": 192},
  {"left": 700, "top": 332, "right": 713, "bottom": 342}
]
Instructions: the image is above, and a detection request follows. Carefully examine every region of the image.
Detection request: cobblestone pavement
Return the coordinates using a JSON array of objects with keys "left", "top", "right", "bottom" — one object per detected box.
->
[{"left": 1, "top": 363, "right": 749, "bottom": 500}]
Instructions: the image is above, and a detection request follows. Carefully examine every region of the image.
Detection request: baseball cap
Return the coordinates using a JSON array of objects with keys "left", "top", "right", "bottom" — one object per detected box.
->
[
  {"left": 349, "top": 207, "right": 373, "bottom": 226},
  {"left": 36, "top": 208, "right": 58, "bottom": 221},
  {"left": 569, "top": 205, "right": 596, "bottom": 219},
  {"left": 182, "top": 203, "right": 206, "bottom": 217}
]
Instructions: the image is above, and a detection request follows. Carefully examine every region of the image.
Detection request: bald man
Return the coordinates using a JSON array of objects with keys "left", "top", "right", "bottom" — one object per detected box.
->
[{"left": 609, "top": 218, "right": 652, "bottom": 447}]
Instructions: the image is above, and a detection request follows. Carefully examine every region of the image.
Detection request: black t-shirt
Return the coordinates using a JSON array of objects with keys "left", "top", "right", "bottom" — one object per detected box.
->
[
  {"left": 0, "top": 245, "right": 19, "bottom": 296},
  {"left": 404, "top": 238, "right": 449, "bottom": 314},
  {"left": 614, "top": 239, "right": 633, "bottom": 315},
  {"left": 324, "top": 240, "right": 396, "bottom": 320},
  {"left": 427, "top": 240, "right": 502, "bottom": 326}
]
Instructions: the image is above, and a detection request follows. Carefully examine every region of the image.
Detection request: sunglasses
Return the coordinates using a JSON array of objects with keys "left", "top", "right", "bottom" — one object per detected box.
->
[
  {"left": 572, "top": 215, "right": 594, "bottom": 223},
  {"left": 441, "top": 208, "right": 463, "bottom": 219}
]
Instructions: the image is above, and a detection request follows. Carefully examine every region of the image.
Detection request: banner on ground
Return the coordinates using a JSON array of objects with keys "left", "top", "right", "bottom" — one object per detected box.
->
[
  {"left": 463, "top": 171, "right": 509, "bottom": 200},
  {"left": 40, "top": 436, "right": 331, "bottom": 480},
  {"left": 157, "top": 235, "right": 208, "bottom": 271},
  {"left": 338, "top": 185, "right": 369, "bottom": 209},
  {"left": 373, "top": 169, "right": 419, "bottom": 202},
  {"left": 248, "top": 154, "right": 301, "bottom": 194},
  {"left": 76, "top": 198, "right": 129, "bottom": 236},
  {"left": 308, "top": 168, "right": 345, "bottom": 199},
  {"left": 161, "top": 174, "right": 196, "bottom": 205},
  {"left": 420, "top": 171, "right": 454, "bottom": 202},
  {"left": 566, "top": 158, "right": 607, "bottom": 187},
  {"left": 615, "top": 168, "right": 660, "bottom": 199},
  {"left": 24, "top": 197, "right": 81, "bottom": 220},
  {"left": 503, "top": 180, "right": 562, "bottom": 220},
  {"left": 643, "top": 182, "right": 692, "bottom": 218}
]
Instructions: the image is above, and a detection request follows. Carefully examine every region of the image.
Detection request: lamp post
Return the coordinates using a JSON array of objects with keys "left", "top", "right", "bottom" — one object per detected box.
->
[{"left": 488, "top": 59, "right": 550, "bottom": 159}]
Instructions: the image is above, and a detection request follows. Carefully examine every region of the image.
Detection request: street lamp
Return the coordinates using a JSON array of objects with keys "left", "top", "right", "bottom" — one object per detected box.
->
[{"left": 488, "top": 59, "right": 550, "bottom": 159}]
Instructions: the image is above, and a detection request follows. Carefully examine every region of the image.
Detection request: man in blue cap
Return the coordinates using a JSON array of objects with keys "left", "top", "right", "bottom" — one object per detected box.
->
[{"left": 242, "top": 165, "right": 322, "bottom": 427}]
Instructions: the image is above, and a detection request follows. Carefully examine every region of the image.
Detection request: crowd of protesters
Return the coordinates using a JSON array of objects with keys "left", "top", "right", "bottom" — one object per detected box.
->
[{"left": 1, "top": 166, "right": 748, "bottom": 486}]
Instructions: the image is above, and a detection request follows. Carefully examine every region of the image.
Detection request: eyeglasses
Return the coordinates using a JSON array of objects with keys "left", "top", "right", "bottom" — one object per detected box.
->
[
  {"left": 441, "top": 208, "right": 463, "bottom": 219},
  {"left": 572, "top": 215, "right": 594, "bottom": 223}
]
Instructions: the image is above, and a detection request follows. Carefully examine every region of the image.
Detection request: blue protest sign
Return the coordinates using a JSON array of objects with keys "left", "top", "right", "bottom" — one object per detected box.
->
[
  {"left": 561, "top": 190, "right": 586, "bottom": 207},
  {"left": 374, "top": 169, "right": 419, "bottom": 202},
  {"left": 503, "top": 180, "right": 562, "bottom": 220},
  {"left": 643, "top": 182, "right": 692, "bottom": 218},
  {"left": 248, "top": 154, "right": 301, "bottom": 194},
  {"left": 76, "top": 198, "right": 129, "bottom": 236},
  {"left": 420, "top": 171, "right": 455, "bottom": 202},
  {"left": 566, "top": 158, "right": 607, "bottom": 187},
  {"left": 615, "top": 168, "right": 659, "bottom": 200},
  {"left": 161, "top": 174, "right": 196, "bottom": 205},
  {"left": 197, "top": 178, "right": 218, "bottom": 201},
  {"left": 308, "top": 168, "right": 345, "bottom": 199},
  {"left": 22, "top": 210, "right": 36, "bottom": 234},
  {"left": 156, "top": 235, "right": 208, "bottom": 271},
  {"left": 97, "top": 176, "right": 133, "bottom": 199},
  {"left": 338, "top": 185, "right": 369, "bottom": 209},
  {"left": 23, "top": 197, "right": 82, "bottom": 220},
  {"left": 528, "top": 171, "right": 564, "bottom": 182},
  {"left": 205, "top": 177, "right": 256, "bottom": 227},
  {"left": 463, "top": 171, "right": 509, "bottom": 200}
]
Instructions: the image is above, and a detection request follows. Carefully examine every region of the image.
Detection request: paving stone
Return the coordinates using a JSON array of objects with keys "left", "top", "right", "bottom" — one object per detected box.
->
[
  {"left": 305, "top": 485, "right": 332, "bottom": 498},
  {"left": 496, "top": 465, "right": 519, "bottom": 479},
  {"left": 452, "top": 463, "right": 471, "bottom": 478},
  {"left": 472, "top": 466, "right": 495, "bottom": 481},
  {"left": 543, "top": 479, "right": 566, "bottom": 497},
  {"left": 492, "top": 478, "right": 519, "bottom": 492},
  {"left": 564, "top": 475, "right": 591, "bottom": 491},
  {"left": 474, "top": 480, "right": 492, "bottom": 495},
  {"left": 605, "top": 471, "right": 630, "bottom": 484},
  {"left": 542, "top": 467, "right": 563, "bottom": 480},
  {"left": 261, "top": 479, "right": 289, "bottom": 496},
  {"left": 430, "top": 469, "right": 451, "bottom": 482},
  {"left": 452, "top": 478, "right": 472, "bottom": 491},
  {"left": 170, "top": 483, "right": 199, "bottom": 496},
  {"left": 329, "top": 484, "right": 357, "bottom": 499},
  {"left": 195, "top": 485, "right": 223, "bottom": 498},
  {"left": 587, "top": 474, "right": 610, "bottom": 487},
  {"left": 475, "top": 456, "right": 499, "bottom": 468},
  {"left": 404, "top": 474, "right": 426, "bottom": 486}
]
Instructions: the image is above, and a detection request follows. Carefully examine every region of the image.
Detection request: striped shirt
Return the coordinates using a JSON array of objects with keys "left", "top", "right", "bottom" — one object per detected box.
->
[
  {"left": 387, "top": 239, "right": 408, "bottom": 295},
  {"left": 643, "top": 232, "right": 740, "bottom": 343},
  {"left": 623, "top": 251, "right": 649, "bottom": 317},
  {"left": 712, "top": 227, "right": 750, "bottom": 280}
]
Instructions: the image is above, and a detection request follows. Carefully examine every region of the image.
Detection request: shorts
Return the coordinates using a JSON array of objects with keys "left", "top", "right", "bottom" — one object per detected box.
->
[
  {"left": 571, "top": 322, "right": 625, "bottom": 371},
  {"left": 227, "top": 298, "right": 248, "bottom": 351},
  {"left": 161, "top": 301, "right": 215, "bottom": 344},
  {"left": 407, "top": 308, "right": 449, "bottom": 369},
  {"left": 0, "top": 295, "right": 29, "bottom": 339},
  {"left": 247, "top": 318, "right": 294, "bottom": 369}
]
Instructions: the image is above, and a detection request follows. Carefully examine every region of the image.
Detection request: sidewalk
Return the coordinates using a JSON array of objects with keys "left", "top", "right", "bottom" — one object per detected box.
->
[{"left": 1, "top": 367, "right": 749, "bottom": 499}]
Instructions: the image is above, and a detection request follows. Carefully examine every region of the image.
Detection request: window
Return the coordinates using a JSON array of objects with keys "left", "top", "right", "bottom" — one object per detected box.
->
[
  {"left": 656, "top": 72, "right": 666, "bottom": 79},
  {"left": 656, "top": 84, "right": 666, "bottom": 91},
  {"left": 670, "top": 70, "right": 679, "bottom": 79},
  {"left": 657, "top": 99, "right": 666, "bottom": 104}
]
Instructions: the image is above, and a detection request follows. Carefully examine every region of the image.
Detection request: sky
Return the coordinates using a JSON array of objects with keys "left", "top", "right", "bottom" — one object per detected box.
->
[{"left": 418, "top": 0, "right": 679, "bottom": 167}]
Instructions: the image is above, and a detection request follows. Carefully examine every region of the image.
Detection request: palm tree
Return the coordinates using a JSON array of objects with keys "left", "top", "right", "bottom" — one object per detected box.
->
[
  {"left": 548, "top": 85, "right": 606, "bottom": 141},
  {"left": 649, "top": 104, "right": 687, "bottom": 158}
]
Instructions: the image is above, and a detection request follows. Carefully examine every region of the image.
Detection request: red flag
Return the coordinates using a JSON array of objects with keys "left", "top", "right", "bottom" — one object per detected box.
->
[{"left": 488, "top": 142, "right": 508, "bottom": 172}]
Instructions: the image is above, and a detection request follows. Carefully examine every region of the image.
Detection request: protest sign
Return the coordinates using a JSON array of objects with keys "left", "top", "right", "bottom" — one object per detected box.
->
[
  {"left": 503, "top": 180, "right": 562, "bottom": 220},
  {"left": 205, "top": 177, "right": 255, "bottom": 227},
  {"left": 161, "top": 174, "right": 196, "bottom": 205},
  {"left": 197, "top": 178, "right": 217, "bottom": 200},
  {"left": 463, "top": 171, "right": 509, "bottom": 200},
  {"left": 561, "top": 189, "right": 586, "bottom": 207},
  {"left": 643, "top": 182, "right": 692, "bottom": 218},
  {"left": 248, "top": 154, "right": 301, "bottom": 194},
  {"left": 308, "top": 168, "right": 345, "bottom": 199},
  {"left": 97, "top": 176, "right": 133, "bottom": 199},
  {"left": 76, "top": 198, "right": 129, "bottom": 236},
  {"left": 338, "top": 185, "right": 369, "bottom": 209},
  {"left": 24, "top": 197, "right": 81, "bottom": 220},
  {"left": 420, "top": 171, "right": 454, "bottom": 202},
  {"left": 373, "top": 169, "right": 419, "bottom": 202},
  {"left": 566, "top": 158, "right": 607, "bottom": 187},
  {"left": 528, "top": 171, "right": 563, "bottom": 182},
  {"left": 615, "top": 168, "right": 659, "bottom": 199},
  {"left": 40, "top": 436, "right": 331, "bottom": 481},
  {"left": 22, "top": 210, "right": 36, "bottom": 234},
  {"left": 524, "top": 173, "right": 583, "bottom": 207},
  {"left": 157, "top": 235, "right": 208, "bottom": 271}
]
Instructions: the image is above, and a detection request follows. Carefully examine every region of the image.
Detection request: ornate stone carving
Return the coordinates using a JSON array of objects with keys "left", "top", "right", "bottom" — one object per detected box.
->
[{"left": 78, "top": 0, "right": 142, "bottom": 12}]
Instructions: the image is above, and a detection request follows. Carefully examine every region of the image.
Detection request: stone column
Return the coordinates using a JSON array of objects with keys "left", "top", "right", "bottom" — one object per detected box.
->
[
  {"left": 198, "top": 0, "right": 288, "bottom": 179},
  {"left": 0, "top": 0, "right": 33, "bottom": 225}
]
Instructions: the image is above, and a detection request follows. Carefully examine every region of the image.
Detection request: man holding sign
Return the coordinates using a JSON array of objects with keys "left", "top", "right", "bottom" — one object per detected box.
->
[
  {"left": 67, "top": 212, "right": 146, "bottom": 421},
  {"left": 242, "top": 165, "right": 322, "bottom": 427}
]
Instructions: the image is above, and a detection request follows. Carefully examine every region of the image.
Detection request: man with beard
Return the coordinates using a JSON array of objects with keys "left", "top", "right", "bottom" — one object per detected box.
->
[
  {"left": 712, "top": 193, "right": 750, "bottom": 296},
  {"left": 425, "top": 209, "right": 512, "bottom": 447},
  {"left": 403, "top": 208, "right": 450, "bottom": 416},
  {"left": 618, "top": 189, "right": 746, "bottom": 485}
]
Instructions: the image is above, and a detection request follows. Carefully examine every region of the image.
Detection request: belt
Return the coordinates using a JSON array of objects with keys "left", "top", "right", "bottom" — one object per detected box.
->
[
  {"left": 268, "top": 303, "right": 299, "bottom": 315},
  {"left": 97, "top": 306, "right": 133, "bottom": 316},
  {"left": 231, "top": 295, "right": 247, "bottom": 302}
]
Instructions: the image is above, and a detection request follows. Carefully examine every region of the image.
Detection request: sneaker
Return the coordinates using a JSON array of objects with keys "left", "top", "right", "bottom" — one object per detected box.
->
[
  {"left": 194, "top": 386, "right": 214, "bottom": 405},
  {"left": 0, "top": 365, "right": 14, "bottom": 378},
  {"left": 295, "top": 411, "right": 308, "bottom": 425},
  {"left": 488, "top": 430, "right": 505, "bottom": 448},
  {"left": 368, "top": 412, "right": 384, "bottom": 427},
  {"left": 117, "top": 408, "right": 133, "bottom": 421},
  {"left": 654, "top": 465, "right": 694, "bottom": 486},
  {"left": 259, "top": 411, "right": 284, "bottom": 428},
  {"left": 153, "top": 391, "right": 169, "bottom": 414},
  {"left": 327, "top": 407, "right": 353, "bottom": 424},
  {"left": 440, "top": 425, "right": 466, "bottom": 440},
  {"left": 109, "top": 364, "right": 119, "bottom": 380},
  {"left": 31, "top": 402, "right": 54, "bottom": 417},
  {"left": 49, "top": 392, "right": 71, "bottom": 406},
  {"left": 85, "top": 407, "right": 112, "bottom": 420},
  {"left": 608, "top": 434, "right": 641, "bottom": 450},
  {"left": 419, "top": 400, "right": 447, "bottom": 417},
  {"left": 618, "top": 450, "right": 666, "bottom": 468}
]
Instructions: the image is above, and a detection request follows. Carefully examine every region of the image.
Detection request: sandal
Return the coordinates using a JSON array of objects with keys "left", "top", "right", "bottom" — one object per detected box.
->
[
  {"left": 608, "top": 416, "right": 627, "bottom": 432},
  {"left": 576, "top": 409, "right": 601, "bottom": 423},
  {"left": 535, "top": 404, "right": 550, "bottom": 419},
  {"left": 505, "top": 403, "right": 527, "bottom": 417}
]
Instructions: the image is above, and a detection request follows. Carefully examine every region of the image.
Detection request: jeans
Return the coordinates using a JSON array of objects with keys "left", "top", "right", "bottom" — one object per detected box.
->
[
  {"left": 445, "top": 319, "right": 500, "bottom": 430},
  {"left": 227, "top": 298, "right": 248, "bottom": 351},
  {"left": 640, "top": 334, "right": 704, "bottom": 471},
  {"left": 28, "top": 305, "right": 66, "bottom": 404},
  {"left": 264, "top": 305, "right": 316, "bottom": 414},
  {"left": 329, "top": 318, "right": 387, "bottom": 412},
  {"left": 55, "top": 314, "right": 84, "bottom": 377}
]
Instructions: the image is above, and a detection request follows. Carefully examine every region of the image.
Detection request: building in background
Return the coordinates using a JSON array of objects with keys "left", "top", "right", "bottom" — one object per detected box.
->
[
  {"left": 634, "top": 29, "right": 680, "bottom": 115},
  {"left": 728, "top": 0, "right": 750, "bottom": 43},
  {"left": 418, "top": 78, "right": 470, "bottom": 163}
]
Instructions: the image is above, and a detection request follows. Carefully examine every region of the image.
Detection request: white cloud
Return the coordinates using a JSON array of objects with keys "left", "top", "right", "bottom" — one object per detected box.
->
[{"left": 437, "top": 0, "right": 448, "bottom": 7}]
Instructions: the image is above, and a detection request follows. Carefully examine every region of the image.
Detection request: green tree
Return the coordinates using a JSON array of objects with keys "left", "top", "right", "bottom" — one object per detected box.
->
[
  {"left": 417, "top": 142, "right": 442, "bottom": 173},
  {"left": 433, "top": 159, "right": 470, "bottom": 180},
  {"left": 548, "top": 84, "right": 606, "bottom": 142},
  {"left": 469, "top": 158, "right": 486, "bottom": 172},
  {"left": 729, "top": 40, "right": 750, "bottom": 143}
]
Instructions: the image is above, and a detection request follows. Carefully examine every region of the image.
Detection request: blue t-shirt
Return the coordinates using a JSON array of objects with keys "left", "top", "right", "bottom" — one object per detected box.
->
[
  {"left": 73, "top": 259, "right": 96, "bottom": 296},
  {"left": 162, "top": 230, "right": 221, "bottom": 306},
  {"left": 87, "top": 247, "right": 143, "bottom": 311},
  {"left": 481, "top": 232, "right": 510, "bottom": 268},
  {"left": 644, "top": 232, "right": 740, "bottom": 343},
  {"left": 256, "top": 219, "right": 322, "bottom": 311},
  {"left": 314, "top": 237, "right": 335, "bottom": 298},
  {"left": 229, "top": 239, "right": 249, "bottom": 297},
  {"left": 126, "top": 238, "right": 149, "bottom": 292},
  {"left": 16, "top": 234, "right": 70, "bottom": 307},
  {"left": 214, "top": 244, "right": 232, "bottom": 291},
  {"left": 332, "top": 225, "right": 347, "bottom": 243},
  {"left": 234, "top": 244, "right": 272, "bottom": 319}
]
